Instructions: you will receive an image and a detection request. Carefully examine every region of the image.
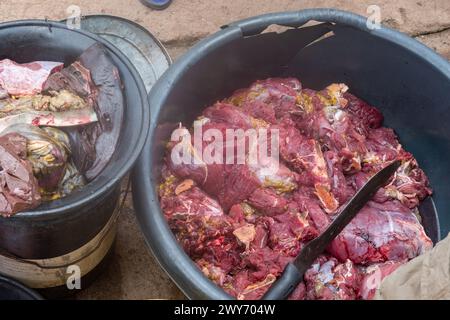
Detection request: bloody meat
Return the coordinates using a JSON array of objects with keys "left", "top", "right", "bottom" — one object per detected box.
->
[
  {"left": 44, "top": 43, "right": 124, "bottom": 181},
  {"left": 159, "top": 77, "right": 433, "bottom": 300},
  {"left": 0, "top": 133, "right": 41, "bottom": 216}
]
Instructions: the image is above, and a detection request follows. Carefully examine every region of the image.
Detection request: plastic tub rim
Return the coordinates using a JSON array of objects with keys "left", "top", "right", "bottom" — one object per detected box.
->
[{"left": 0, "top": 275, "right": 44, "bottom": 300}]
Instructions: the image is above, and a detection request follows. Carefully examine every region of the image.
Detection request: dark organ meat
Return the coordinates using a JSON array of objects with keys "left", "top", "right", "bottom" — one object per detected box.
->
[
  {"left": 159, "top": 77, "right": 433, "bottom": 300},
  {"left": 44, "top": 43, "right": 124, "bottom": 181}
]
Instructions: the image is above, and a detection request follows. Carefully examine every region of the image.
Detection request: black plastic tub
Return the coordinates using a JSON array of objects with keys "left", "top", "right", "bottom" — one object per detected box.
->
[
  {"left": 0, "top": 276, "right": 43, "bottom": 300},
  {"left": 133, "top": 9, "right": 450, "bottom": 299},
  {"left": 0, "top": 20, "right": 149, "bottom": 294}
]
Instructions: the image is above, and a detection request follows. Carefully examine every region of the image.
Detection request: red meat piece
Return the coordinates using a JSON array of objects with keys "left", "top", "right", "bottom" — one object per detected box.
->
[
  {"left": 288, "top": 282, "right": 306, "bottom": 300},
  {"left": 160, "top": 178, "right": 224, "bottom": 218},
  {"left": 248, "top": 158, "right": 298, "bottom": 194},
  {"left": 344, "top": 92, "right": 383, "bottom": 136},
  {"left": 216, "top": 165, "right": 261, "bottom": 211},
  {"left": 276, "top": 118, "right": 329, "bottom": 183},
  {"left": 248, "top": 188, "right": 288, "bottom": 216},
  {"left": 168, "top": 122, "right": 261, "bottom": 211},
  {"left": 162, "top": 187, "right": 242, "bottom": 272},
  {"left": 241, "top": 100, "right": 277, "bottom": 124},
  {"left": 295, "top": 192, "right": 331, "bottom": 232},
  {"left": 243, "top": 246, "right": 289, "bottom": 281},
  {"left": 227, "top": 78, "right": 301, "bottom": 118},
  {"left": 304, "top": 255, "right": 361, "bottom": 300},
  {"left": 328, "top": 201, "right": 433, "bottom": 264},
  {"left": 203, "top": 103, "right": 256, "bottom": 129}
]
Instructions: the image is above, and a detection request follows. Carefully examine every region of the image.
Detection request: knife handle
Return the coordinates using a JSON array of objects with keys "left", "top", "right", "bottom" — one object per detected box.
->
[{"left": 262, "top": 263, "right": 303, "bottom": 300}]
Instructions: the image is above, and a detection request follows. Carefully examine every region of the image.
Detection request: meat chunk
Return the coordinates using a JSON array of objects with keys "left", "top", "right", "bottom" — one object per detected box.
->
[
  {"left": 160, "top": 182, "right": 223, "bottom": 219},
  {"left": 328, "top": 201, "right": 433, "bottom": 264},
  {"left": 227, "top": 77, "right": 301, "bottom": 118},
  {"left": 305, "top": 255, "right": 361, "bottom": 300},
  {"left": 161, "top": 184, "right": 242, "bottom": 273},
  {"left": 247, "top": 188, "right": 288, "bottom": 216},
  {"left": 203, "top": 103, "right": 263, "bottom": 129},
  {"left": 324, "top": 150, "right": 354, "bottom": 204},
  {"left": 344, "top": 92, "right": 383, "bottom": 135},
  {"left": 275, "top": 118, "right": 339, "bottom": 213},
  {"left": 0, "top": 133, "right": 41, "bottom": 216},
  {"left": 267, "top": 211, "right": 317, "bottom": 256}
]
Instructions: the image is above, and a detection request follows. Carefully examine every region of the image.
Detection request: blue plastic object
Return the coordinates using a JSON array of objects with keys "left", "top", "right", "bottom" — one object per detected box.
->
[{"left": 140, "top": 0, "right": 172, "bottom": 10}]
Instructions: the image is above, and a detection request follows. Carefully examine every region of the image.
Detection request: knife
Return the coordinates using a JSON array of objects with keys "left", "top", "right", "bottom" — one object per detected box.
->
[{"left": 262, "top": 160, "right": 401, "bottom": 300}]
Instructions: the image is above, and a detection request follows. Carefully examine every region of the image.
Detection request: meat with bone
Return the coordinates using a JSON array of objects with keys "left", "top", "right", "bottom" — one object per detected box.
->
[
  {"left": 160, "top": 77, "right": 433, "bottom": 300},
  {"left": 362, "top": 128, "right": 432, "bottom": 208},
  {"left": 1, "top": 124, "right": 85, "bottom": 200}
]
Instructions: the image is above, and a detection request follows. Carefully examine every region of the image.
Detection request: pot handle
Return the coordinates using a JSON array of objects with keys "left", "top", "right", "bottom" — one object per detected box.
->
[{"left": 222, "top": 8, "right": 371, "bottom": 37}]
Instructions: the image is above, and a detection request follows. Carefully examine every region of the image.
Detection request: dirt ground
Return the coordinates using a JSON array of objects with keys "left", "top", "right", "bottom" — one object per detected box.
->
[{"left": 0, "top": 0, "right": 448, "bottom": 299}]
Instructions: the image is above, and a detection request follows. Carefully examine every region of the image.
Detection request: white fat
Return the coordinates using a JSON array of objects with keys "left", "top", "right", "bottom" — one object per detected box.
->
[
  {"left": 334, "top": 109, "right": 346, "bottom": 122},
  {"left": 317, "top": 261, "right": 335, "bottom": 284},
  {"left": 196, "top": 117, "right": 210, "bottom": 126}
]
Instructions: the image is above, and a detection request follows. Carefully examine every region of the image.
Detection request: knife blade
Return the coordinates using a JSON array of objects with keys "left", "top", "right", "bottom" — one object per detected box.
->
[{"left": 262, "top": 160, "right": 401, "bottom": 300}]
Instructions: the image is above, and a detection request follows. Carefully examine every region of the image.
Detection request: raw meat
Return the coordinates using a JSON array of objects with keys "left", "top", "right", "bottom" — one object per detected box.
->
[
  {"left": 328, "top": 201, "right": 432, "bottom": 264},
  {"left": 0, "top": 44, "right": 124, "bottom": 216},
  {"left": 44, "top": 43, "right": 124, "bottom": 181},
  {"left": 0, "top": 133, "right": 41, "bottom": 216},
  {"left": 0, "top": 59, "right": 63, "bottom": 96},
  {"left": 304, "top": 255, "right": 361, "bottom": 300},
  {"left": 159, "top": 77, "right": 433, "bottom": 300}
]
